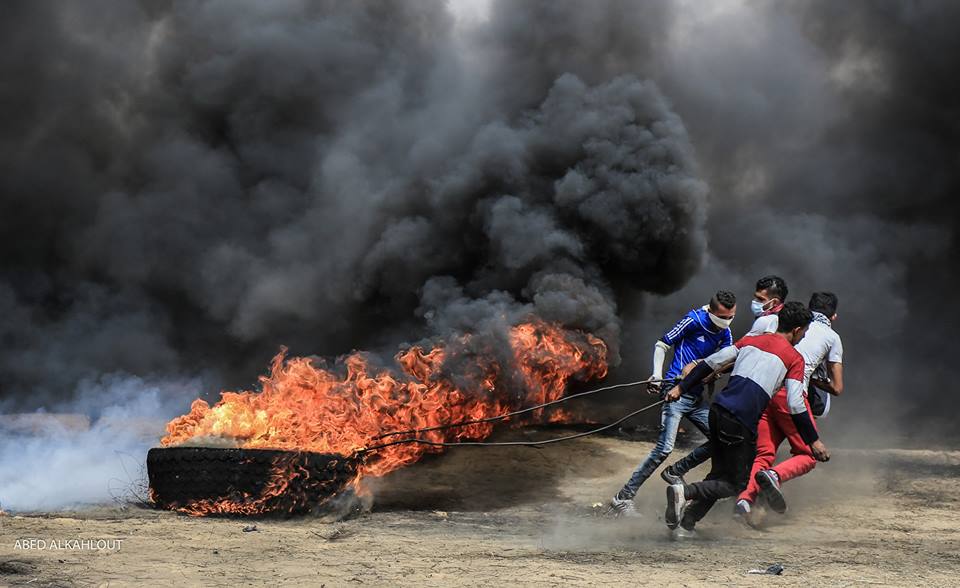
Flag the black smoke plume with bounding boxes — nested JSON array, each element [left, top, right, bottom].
[[0, 0, 707, 409]]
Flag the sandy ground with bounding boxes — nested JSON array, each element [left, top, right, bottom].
[[2, 430, 960, 587]]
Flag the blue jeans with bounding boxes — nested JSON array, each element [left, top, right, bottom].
[[618, 394, 711, 500]]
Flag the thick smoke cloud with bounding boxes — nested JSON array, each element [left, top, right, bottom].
[[0, 0, 706, 409], [2, 0, 957, 447], [789, 0, 960, 431]]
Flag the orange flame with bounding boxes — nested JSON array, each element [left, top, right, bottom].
[[158, 319, 607, 514]]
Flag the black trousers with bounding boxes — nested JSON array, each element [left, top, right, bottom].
[[681, 403, 757, 529]]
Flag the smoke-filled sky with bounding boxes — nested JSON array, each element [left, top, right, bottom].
[[1, 0, 957, 440]]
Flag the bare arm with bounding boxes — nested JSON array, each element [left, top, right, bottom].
[[811, 362, 843, 396], [786, 377, 830, 461]]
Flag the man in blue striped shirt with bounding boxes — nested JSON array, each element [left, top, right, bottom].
[[608, 291, 736, 517]]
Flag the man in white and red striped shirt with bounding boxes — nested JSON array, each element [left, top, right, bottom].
[[662, 301, 830, 534], [736, 292, 845, 521]]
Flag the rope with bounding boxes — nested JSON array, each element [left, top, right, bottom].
[[358, 365, 728, 455], [373, 376, 678, 441], [360, 397, 665, 452]]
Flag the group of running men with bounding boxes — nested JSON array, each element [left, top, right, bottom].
[[608, 275, 844, 536]]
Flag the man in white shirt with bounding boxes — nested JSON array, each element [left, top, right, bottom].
[[805, 294, 844, 417]]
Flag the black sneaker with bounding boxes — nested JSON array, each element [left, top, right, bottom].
[[664, 483, 687, 530], [671, 525, 698, 540], [755, 470, 787, 514], [660, 466, 685, 486]]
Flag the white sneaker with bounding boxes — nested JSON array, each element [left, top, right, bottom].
[[608, 495, 640, 518], [664, 483, 687, 529], [734, 499, 757, 528]]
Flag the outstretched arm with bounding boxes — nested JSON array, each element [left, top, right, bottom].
[[785, 375, 830, 461], [664, 344, 739, 401], [648, 340, 672, 394], [652, 340, 670, 380], [652, 314, 695, 394]]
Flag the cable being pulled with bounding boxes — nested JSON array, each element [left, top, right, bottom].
[[372, 376, 678, 441], [361, 397, 666, 452], [362, 365, 731, 453]]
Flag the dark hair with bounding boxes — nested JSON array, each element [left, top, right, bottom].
[[756, 275, 788, 301], [777, 301, 812, 333], [809, 291, 838, 317], [710, 290, 737, 311]]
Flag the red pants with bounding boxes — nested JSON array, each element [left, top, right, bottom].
[[739, 389, 818, 503]]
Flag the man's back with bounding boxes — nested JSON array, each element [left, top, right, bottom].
[[748, 313, 778, 336]]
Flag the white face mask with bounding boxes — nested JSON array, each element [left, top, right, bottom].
[[750, 299, 768, 317], [709, 312, 734, 329]]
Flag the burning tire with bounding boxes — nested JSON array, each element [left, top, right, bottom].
[[147, 447, 359, 516]]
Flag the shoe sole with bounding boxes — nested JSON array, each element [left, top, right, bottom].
[[665, 484, 684, 529], [756, 471, 787, 514], [660, 469, 684, 485]]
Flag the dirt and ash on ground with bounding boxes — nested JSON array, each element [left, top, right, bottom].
[[2, 429, 959, 587]]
